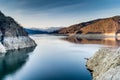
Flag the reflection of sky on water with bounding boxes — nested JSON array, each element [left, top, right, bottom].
[[0, 47, 35, 80], [4, 35, 107, 80]]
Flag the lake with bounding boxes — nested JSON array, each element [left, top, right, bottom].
[[0, 35, 117, 80]]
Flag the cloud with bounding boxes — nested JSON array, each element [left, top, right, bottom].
[[0, 0, 120, 28], [0, 0, 120, 14]]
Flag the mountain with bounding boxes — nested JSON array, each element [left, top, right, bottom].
[[0, 11, 36, 52], [25, 27, 62, 34], [24, 28, 49, 34], [58, 16, 120, 36], [42, 27, 62, 32]]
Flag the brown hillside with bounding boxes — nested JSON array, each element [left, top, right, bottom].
[[58, 16, 120, 35], [58, 19, 101, 34]]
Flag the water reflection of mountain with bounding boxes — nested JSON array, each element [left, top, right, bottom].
[[63, 36, 120, 47], [0, 47, 35, 80]]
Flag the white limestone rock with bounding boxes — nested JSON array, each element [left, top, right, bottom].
[[3, 36, 36, 50], [86, 48, 120, 80], [0, 43, 6, 53]]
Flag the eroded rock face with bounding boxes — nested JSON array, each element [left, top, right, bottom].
[[0, 11, 36, 52], [86, 48, 120, 80]]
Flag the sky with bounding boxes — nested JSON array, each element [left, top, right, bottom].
[[0, 0, 120, 28]]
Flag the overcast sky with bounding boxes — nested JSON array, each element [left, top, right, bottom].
[[0, 0, 120, 28]]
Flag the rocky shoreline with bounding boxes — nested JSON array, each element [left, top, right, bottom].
[[86, 48, 120, 80], [0, 11, 36, 53], [3, 36, 36, 50]]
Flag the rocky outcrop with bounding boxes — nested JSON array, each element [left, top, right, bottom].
[[0, 11, 36, 52], [86, 48, 120, 80], [58, 16, 120, 36]]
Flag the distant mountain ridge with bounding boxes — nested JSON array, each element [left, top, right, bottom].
[[25, 16, 120, 36], [57, 16, 120, 36], [24, 28, 49, 34], [25, 27, 62, 34]]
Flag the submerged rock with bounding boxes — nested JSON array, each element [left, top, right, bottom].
[[86, 48, 120, 80], [0, 11, 36, 52]]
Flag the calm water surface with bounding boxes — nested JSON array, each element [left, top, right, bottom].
[[1, 35, 113, 80]]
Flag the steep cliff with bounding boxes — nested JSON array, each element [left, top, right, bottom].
[[58, 16, 120, 36], [0, 11, 36, 52]]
